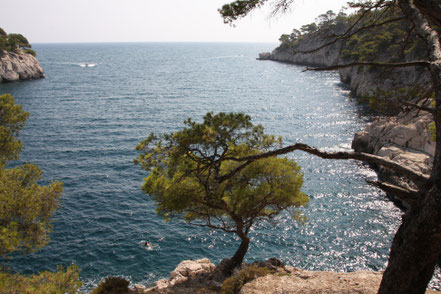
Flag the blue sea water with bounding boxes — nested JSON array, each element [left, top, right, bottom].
[[1, 43, 438, 290]]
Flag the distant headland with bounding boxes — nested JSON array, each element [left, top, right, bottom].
[[0, 28, 44, 82]]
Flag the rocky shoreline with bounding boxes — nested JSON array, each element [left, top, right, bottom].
[[0, 50, 45, 82], [126, 258, 439, 293], [258, 41, 434, 206], [352, 105, 434, 207]]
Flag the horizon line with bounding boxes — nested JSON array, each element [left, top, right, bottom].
[[32, 40, 279, 45]]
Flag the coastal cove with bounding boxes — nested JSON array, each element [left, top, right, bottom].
[[0, 42, 436, 290]]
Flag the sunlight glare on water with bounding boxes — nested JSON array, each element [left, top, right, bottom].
[[1, 43, 437, 289]]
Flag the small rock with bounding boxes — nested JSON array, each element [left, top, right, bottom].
[[257, 52, 271, 60], [154, 279, 169, 290]]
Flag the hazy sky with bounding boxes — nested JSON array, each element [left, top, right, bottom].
[[1, 0, 349, 43]]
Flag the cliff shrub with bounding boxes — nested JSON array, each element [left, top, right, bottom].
[[276, 4, 426, 65], [24, 48, 36, 57], [278, 10, 348, 49], [0, 265, 82, 294], [0, 28, 33, 53], [220, 264, 272, 294], [340, 5, 427, 63], [359, 86, 432, 115], [91, 276, 130, 294]]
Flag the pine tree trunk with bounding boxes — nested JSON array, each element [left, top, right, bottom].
[[377, 1, 441, 293], [228, 235, 250, 274], [378, 185, 441, 294]]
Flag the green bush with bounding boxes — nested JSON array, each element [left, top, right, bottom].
[[0, 265, 82, 294], [0, 28, 34, 53], [24, 48, 36, 57], [91, 276, 130, 294], [221, 265, 272, 294]]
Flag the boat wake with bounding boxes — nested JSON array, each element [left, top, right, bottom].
[[79, 63, 97, 68]]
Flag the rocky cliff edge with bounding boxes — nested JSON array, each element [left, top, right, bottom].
[[127, 258, 439, 293], [0, 50, 44, 82], [260, 33, 430, 98], [259, 37, 434, 206]]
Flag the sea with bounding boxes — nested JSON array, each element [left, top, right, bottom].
[[0, 42, 439, 290]]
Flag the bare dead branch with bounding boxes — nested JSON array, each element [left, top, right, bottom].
[[399, 23, 415, 59], [399, 101, 435, 113], [188, 221, 237, 233], [270, 0, 295, 16], [366, 180, 419, 206], [303, 60, 430, 72]]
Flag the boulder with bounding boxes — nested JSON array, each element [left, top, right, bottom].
[[352, 106, 434, 206], [150, 258, 216, 290], [257, 52, 271, 60], [0, 50, 44, 82]]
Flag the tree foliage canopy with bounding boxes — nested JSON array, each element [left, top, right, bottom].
[[0, 163, 63, 256], [0, 265, 81, 294], [0, 94, 29, 166], [0, 28, 35, 56], [0, 94, 63, 257], [136, 112, 308, 270], [0, 94, 81, 291]]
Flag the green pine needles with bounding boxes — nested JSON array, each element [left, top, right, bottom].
[[0, 94, 82, 292], [0, 27, 35, 56]]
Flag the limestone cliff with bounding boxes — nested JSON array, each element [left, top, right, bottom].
[[267, 34, 342, 68], [263, 40, 430, 97], [260, 33, 433, 206], [0, 50, 44, 82], [352, 106, 434, 207]]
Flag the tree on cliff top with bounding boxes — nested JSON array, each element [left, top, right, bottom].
[[135, 112, 308, 274], [0, 29, 35, 56], [218, 1, 441, 293], [0, 93, 81, 293]]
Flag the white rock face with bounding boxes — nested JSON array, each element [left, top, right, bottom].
[[265, 33, 430, 97], [352, 107, 434, 202], [338, 65, 430, 97], [0, 50, 44, 82], [270, 35, 342, 68], [153, 258, 215, 290]]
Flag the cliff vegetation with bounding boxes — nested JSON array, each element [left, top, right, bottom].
[[0, 28, 44, 83], [0, 27, 36, 57]]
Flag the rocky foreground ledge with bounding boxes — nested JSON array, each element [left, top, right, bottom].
[[0, 50, 44, 82], [127, 258, 439, 293]]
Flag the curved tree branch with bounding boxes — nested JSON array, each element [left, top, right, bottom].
[[399, 101, 435, 114], [366, 180, 419, 206], [215, 143, 430, 188]]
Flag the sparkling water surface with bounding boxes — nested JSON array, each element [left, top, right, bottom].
[[1, 43, 436, 290]]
